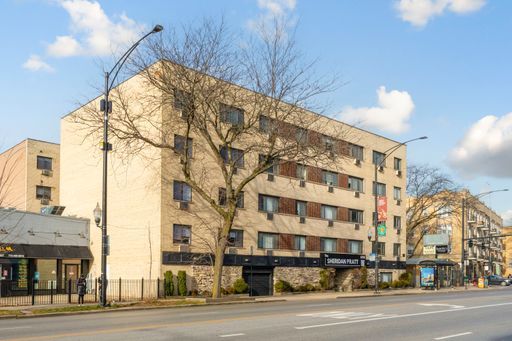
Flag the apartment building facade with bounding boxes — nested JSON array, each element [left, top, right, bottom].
[[61, 63, 407, 295], [503, 226, 512, 277], [0, 139, 60, 213]]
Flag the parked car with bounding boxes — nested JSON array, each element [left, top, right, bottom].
[[486, 275, 510, 286]]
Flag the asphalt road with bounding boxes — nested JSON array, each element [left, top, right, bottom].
[[2, 288, 512, 341]]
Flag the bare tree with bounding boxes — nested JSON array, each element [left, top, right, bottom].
[[0, 145, 23, 209], [406, 164, 460, 255], [74, 18, 349, 298]]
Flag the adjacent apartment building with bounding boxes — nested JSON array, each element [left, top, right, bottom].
[[60, 62, 407, 295], [0, 139, 60, 213]]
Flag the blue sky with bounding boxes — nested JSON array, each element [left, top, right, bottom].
[[1, 0, 511, 222]]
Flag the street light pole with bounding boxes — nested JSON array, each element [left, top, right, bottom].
[[98, 24, 163, 307], [373, 136, 427, 294]]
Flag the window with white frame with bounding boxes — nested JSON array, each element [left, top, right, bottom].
[[393, 187, 401, 200], [349, 209, 364, 223], [348, 176, 363, 192], [294, 235, 306, 251], [321, 205, 337, 220], [296, 201, 307, 217], [348, 240, 363, 254], [393, 243, 401, 257], [322, 170, 338, 186], [258, 232, 278, 249], [321, 238, 337, 252], [394, 157, 402, 170], [258, 194, 279, 213], [393, 216, 402, 229]]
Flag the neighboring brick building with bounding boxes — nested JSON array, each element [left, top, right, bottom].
[[60, 62, 407, 295], [0, 139, 60, 213]]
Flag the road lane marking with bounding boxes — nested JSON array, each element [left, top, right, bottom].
[[219, 333, 245, 338], [295, 301, 512, 330], [418, 303, 464, 309], [304, 304, 333, 307], [0, 326, 32, 331], [434, 332, 472, 340]]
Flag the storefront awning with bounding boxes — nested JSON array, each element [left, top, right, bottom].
[[0, 244, 93, 259], [406, 257, 457, 266]]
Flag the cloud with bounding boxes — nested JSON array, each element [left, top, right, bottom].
[[47, 0, 145, 57], [257, 0, 296, 16], [22, 55, 55, 72], [395, 0, 486, 27], [338, 86, 415, 134], [502, 209, 512, 226], [247, 0, 297, 31], [449, 113, 512, 178]]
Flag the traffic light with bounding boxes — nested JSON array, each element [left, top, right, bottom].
[[468, 239, 473, 248]]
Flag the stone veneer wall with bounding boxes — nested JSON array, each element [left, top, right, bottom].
[[273, 267, 324, 288], [190, 265, 242, 292]]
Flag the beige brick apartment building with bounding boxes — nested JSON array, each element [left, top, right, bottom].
[[0, 139, 60, 213], [61, 63, 407, 295]]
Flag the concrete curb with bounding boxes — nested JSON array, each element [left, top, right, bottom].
[[0, 298, 286, 320], [335, 287, 501, 299]]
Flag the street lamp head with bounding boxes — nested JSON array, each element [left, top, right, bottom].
[[93, 202, 102, 227], [419, 136, 428, 140], [152, 25, 164, 33]]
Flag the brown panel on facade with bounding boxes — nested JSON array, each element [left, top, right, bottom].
[[279, 197, 296, 215], [337, 140, 350, 156], [337, 207, 349, 221], [279, 161, 297, 178], [279, 234, 294, 250], [308, 130, 322, 146], [307, 166, 322, 183], [306, 236, 321, 251], [337, 239, 348, 253], [338, 173, 349, 189], [307, 202, 321, 218], [277, 121, 296, 140]]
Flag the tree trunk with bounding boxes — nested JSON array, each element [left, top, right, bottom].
[[211, 216, 234, 298]]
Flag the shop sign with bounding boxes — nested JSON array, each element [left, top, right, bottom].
[[377, 196, 387, 221], [0, 245, 24, 258], [423, 245, 436, 255], [435, 245, 449, 254], [321, 253, 366, 268]]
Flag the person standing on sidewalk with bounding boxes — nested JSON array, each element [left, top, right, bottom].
[[77, 274, 86, 305]]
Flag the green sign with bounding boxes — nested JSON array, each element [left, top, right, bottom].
[[377, 223, 386, 237]]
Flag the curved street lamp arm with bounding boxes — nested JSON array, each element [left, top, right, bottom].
[[378, 136, 428, 168]]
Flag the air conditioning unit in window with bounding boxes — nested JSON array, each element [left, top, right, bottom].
[[395, 170, 402, 177], [298, 251, 305, 258], [228, 248, 238, 255], [41, 169, 52, 176], [396, 199, 401, 206], [328, 186, 334, 193], [299, 216, 306, 224], [178, 244, 190, 253], [299, 180, 306, 187], [328, 220, 334, 227], [354, 191, 360, 198], [354, 223, 360, 230], [353, 158, 361, 166], [179, 201, 189, 210], [378, 166, 384, 172], [396, 228, 401, 235], [40, 199, 50, 205], [267, 212, 274, 221], [266, 250, 273, 256], [267, 173, 275, 182]]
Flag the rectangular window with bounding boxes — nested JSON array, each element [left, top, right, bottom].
[[377, 242, 386, 256], [393, 187, 401, 200], [296, 201, 307, 217], [348, 176, 363, 192], [322, 170, 338, 186], [294, 235, 306, 251], [373, 151, 385, 166], [220, 146, 244, 168], [394, 157, 402, 170], [372, 182, 386, 196], [220, 103, 244, 126], [321, 205, 337, 220], [259, 155, 279, 174], [36, 156, 53, 170], [228, 229, 244, 247], [349, 144, 363, 161], [296, 127, 308, 145], [258, 194, 279, 213], [393, 243, 401, 257], [348, 240, 363, 254], [348, 209, 364, 224], [174, 89, 193, 115], [259, 115, 272, 133], [218, 188, 244, 208], [321, 238, 337, 252], [258, 232, 279, 249], [296, 164, 307, 180], [381, 272, 392, 283], [174, 135, 193, 158], [322, 135, 335, 152], [173, 224, 191, 244], [36, 186, 51, 200], [394, 216, 401, 229], [173, 181, 192, 202]]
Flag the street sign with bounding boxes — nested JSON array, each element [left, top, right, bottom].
[[369, 253, 376, 261]]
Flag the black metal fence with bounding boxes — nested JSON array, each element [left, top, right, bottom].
[[0, 278, 169, 306]]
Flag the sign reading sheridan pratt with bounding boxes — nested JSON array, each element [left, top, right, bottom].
[[321, 253, 366, 268]]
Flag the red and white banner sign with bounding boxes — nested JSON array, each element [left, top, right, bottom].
[[377, 196, 387, 222]]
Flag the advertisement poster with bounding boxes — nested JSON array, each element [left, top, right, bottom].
[[420, 267, 435, 287], [377, 196, 387, 221], [377, 223, 386, 237]]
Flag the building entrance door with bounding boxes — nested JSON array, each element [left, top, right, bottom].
[[243, 267, 273, 296]]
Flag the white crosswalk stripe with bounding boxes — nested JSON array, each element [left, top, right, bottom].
[[297, 310, 397, 321]]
